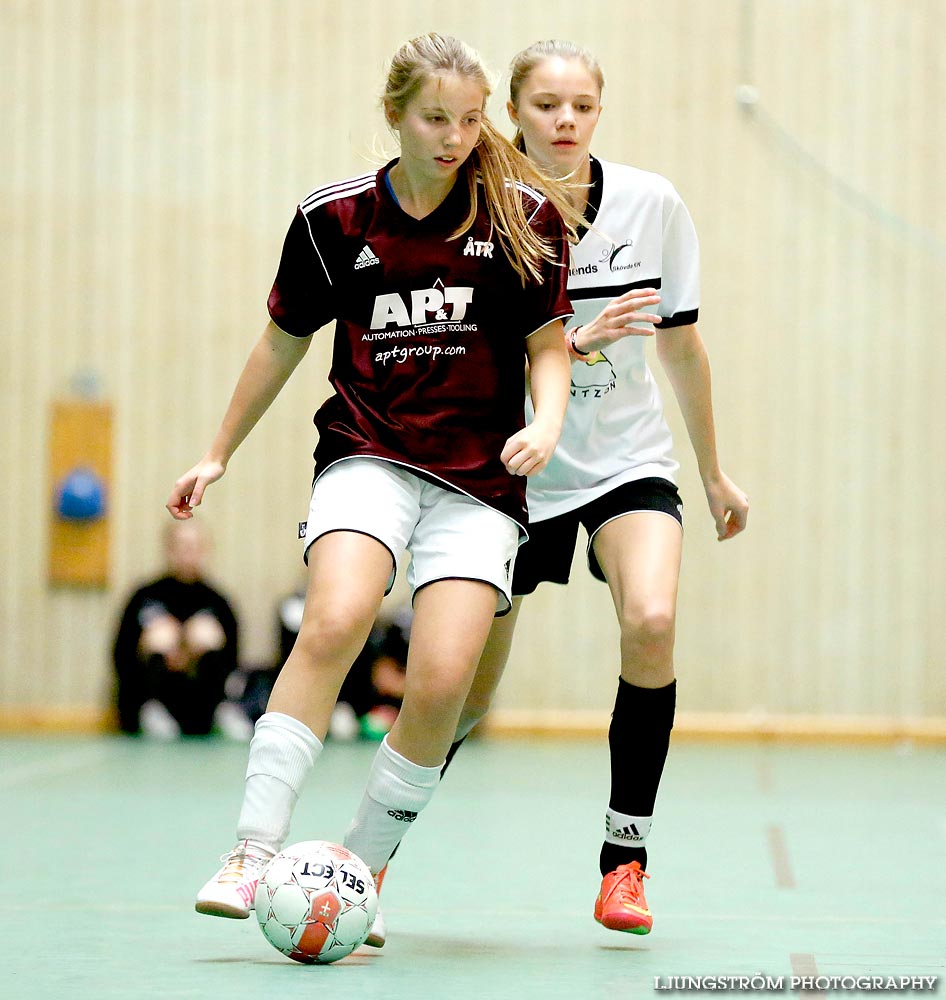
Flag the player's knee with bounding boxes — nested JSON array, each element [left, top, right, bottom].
[[294, 604, 373, 665], [620, 603, 675, 655]]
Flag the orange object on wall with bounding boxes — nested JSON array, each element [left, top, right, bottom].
[[48, 400, 113, 587]]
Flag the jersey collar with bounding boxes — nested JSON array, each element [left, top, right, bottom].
[[378, 158, 471, 231]]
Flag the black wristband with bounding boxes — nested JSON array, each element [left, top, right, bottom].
[[569, 327, 591, 357]]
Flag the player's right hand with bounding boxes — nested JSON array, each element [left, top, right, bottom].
[[166, 459, 226, 519], [572, 288, 662, 354]]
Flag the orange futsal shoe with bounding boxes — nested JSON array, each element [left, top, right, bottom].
[[594, 861, 653, 934]]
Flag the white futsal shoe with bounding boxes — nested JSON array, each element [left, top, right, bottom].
[[364, 865, 387, 947], [195, 839, 274, 918]]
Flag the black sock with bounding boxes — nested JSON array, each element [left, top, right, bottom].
[[386, 735, 468, 864], [599, 678, 676, 876]]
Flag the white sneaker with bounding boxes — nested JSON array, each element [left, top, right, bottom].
[[195, 840, 274, 918]]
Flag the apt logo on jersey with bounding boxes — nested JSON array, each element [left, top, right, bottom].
[[369, 278, 474, 329]]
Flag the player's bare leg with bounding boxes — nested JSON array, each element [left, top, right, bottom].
[[387, 577, 498, 762], [196, 532, 392, 918], [350, 578, 498, 946], [594, 511, 681, 690], [454, 597, 523, 739], [345, 579, 497, 860]]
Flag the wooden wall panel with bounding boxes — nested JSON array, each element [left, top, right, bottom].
[[1, 0, 943, 723]]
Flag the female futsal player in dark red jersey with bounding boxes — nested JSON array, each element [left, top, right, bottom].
[[167, 33, 584, 926]]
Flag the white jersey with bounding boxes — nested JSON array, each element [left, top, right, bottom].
[[525, 157, 700, 521]]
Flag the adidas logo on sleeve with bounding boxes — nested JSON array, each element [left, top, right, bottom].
[[354, 244, 381, 270]]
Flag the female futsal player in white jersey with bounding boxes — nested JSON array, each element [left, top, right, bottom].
[[424, 40, 749, 940], [166, 33, 585, 924]]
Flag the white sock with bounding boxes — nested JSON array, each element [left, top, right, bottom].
[[236, 712, 322, 853], [604, 808, 653, 848], [344, 736, 442, 873]]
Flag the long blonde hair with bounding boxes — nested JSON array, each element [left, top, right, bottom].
[[383, 33, 586, 285], [508, 40, 605, 153]]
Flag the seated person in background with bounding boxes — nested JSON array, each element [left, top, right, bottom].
[[113, 520, 248, 739], [276, 593, 409, 741]]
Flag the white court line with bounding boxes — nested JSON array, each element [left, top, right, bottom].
[[0, 743, 111, 789], [790, 953, 825, 1000], [767, 823, 796, 888], [386, 906, 943, 925]]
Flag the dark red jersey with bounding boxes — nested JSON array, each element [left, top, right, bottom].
[[267, 161, 573, 532]]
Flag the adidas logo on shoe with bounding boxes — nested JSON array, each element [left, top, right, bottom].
[[354, 244, 381, 269]]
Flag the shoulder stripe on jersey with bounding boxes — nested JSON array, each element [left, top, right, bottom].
[[303, 179, 377, 214], [301, 173, 377, 213], [301, 170, 376, 206], [513, 180, 547, 225], [301, 213, 334, 286], [568, 277, 662, 301]]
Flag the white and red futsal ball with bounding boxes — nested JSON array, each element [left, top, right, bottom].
[[255, 841, 377, 964]]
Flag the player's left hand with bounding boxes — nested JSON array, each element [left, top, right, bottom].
[[501, 419, 560, 477], [703, 470, 749, 540]]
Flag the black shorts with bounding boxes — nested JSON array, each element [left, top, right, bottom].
[[512, 478, 683, 596]]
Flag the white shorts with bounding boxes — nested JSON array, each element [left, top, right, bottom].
[[302, 458, 520, 615]]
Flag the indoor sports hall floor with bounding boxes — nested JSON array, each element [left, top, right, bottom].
[[3, 734, 944, 999]]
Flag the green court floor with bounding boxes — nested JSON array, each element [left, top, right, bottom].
[[2, 734, 944, 999]]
